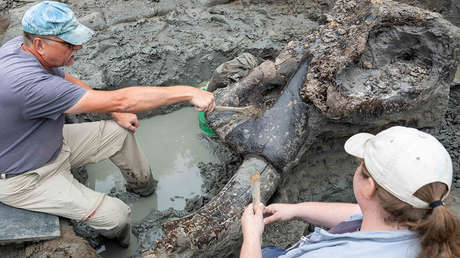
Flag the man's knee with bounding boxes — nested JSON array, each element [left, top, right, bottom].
[[89, 197, 131, 237], [104, 120, 130, 142], [104, 198, 130, 232]]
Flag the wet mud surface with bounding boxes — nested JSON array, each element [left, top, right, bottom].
[[133, 208, 189, 256], [185, 135, 243, 213], [0, 0, 459, 257], [395, 0, 460, 27]]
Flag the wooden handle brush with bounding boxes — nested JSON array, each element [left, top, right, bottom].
[[250, 173, 261, 213], [214, 105, 260, 117]]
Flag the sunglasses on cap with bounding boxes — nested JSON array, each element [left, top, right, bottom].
[[38, 36, 76, 49]]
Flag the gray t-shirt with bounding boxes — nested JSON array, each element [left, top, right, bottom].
[[0, 37, 87, 174], [280, 214, 421, 258]]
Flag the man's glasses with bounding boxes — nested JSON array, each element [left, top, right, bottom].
[[38, 36, 76, 49]]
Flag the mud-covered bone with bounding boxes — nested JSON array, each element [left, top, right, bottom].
[[147, 156, 280, 258], [207, 41, 307, 139], [301, 0, 460, 125], [221, 59, 310, 171]]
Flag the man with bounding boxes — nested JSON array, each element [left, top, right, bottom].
[[0, 1, 215, 247], [240, 126, 458, 258]]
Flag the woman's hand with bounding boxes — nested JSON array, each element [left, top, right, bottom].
[[241, 203, 265, 242], [263, 203, 298, 225]]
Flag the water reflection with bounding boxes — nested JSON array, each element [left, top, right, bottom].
[[85, 107, 218, 257]]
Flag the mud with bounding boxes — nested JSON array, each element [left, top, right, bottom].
[[133, 208, 189, 257], [395, 0, 460, 27], [185, 134, 243, 213], [0, 0, 459, 257]]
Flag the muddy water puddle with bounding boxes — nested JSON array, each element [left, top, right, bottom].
[[85, 107, 218, 257]]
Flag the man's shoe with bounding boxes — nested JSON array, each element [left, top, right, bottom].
[[126, 177, 158, 197], [115, 223, 131, 248]]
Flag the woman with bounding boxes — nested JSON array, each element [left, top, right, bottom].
[[240, 126, 460, 258]]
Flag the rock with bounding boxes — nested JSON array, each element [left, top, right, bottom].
[[0, 202, 60, 245], [207, 52, 259, 92], [0, 219, 99, 258]]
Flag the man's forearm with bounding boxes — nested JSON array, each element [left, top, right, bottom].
[[65, 72, 194, 109], [112, 86, 195, 113], [294, 202, 361, 228], [67, 85, 200, 114]]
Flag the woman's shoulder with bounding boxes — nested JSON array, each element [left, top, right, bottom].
[[281, 228, 420, 258]]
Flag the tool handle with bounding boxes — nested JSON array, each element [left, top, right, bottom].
[[250, 173, 261, 213], [214, 106, 248, 112]]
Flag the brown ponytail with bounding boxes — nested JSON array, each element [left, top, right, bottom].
[[360, 163, 460, 258]]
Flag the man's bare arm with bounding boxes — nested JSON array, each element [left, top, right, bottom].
[[65, 85, 215, 114], [65, 73, 143, 132]]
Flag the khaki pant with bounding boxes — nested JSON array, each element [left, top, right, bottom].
[[0, 121, 152, 238]]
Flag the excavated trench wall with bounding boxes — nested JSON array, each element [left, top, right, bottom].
[[0, 0, 459, 257]]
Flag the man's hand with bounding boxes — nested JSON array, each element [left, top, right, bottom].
[[111, 112, 139, 132], [190, 88, 215, 114], [263, 203, 297, 225], [241, 203, 265, 242]]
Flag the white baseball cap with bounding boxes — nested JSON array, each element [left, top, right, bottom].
[[344, 126, 452, 209]]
